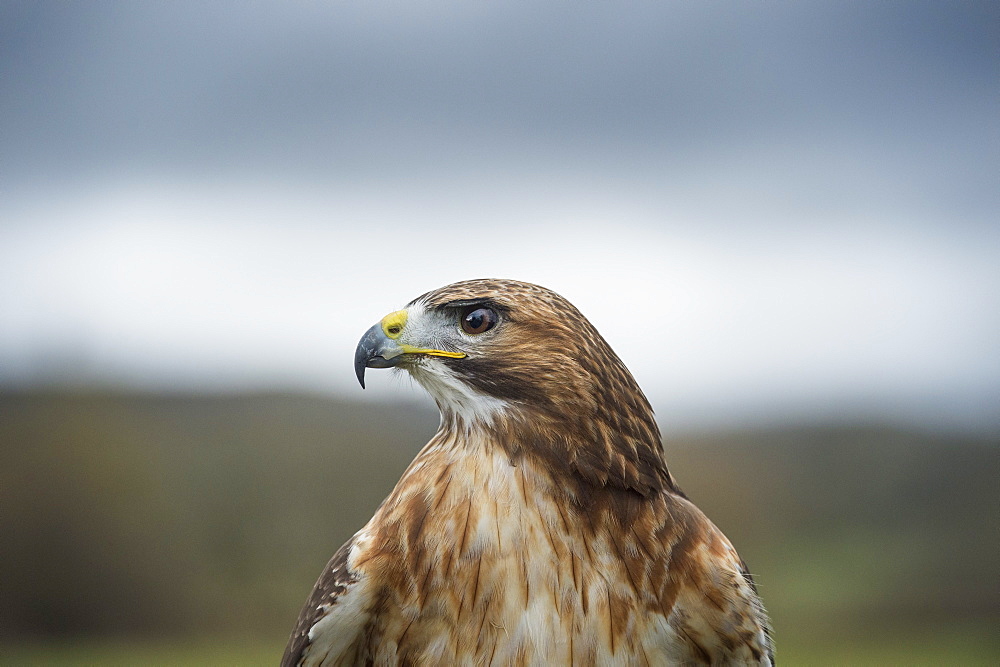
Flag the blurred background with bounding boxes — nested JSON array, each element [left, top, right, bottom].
[[2, 1, 998, 664]]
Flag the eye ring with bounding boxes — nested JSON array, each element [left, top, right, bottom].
[[460, 307, 498, 335]]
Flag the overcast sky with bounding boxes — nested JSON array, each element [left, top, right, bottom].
[[2, 1, 998, 432]]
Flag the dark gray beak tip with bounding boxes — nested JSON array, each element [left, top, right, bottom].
[[354, 327, 376, 389], [355, 322, 398, 389], [354, 346, 372, 390]]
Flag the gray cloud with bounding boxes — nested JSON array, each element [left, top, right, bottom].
[[3, 2, 996, 212]]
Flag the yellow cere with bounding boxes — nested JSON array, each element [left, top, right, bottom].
[[380, 310, 408, 339]]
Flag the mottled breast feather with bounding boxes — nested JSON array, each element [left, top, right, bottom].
[[283, 278, 774, 666]]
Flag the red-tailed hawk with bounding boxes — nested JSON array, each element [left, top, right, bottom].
[[282, 279, 773, 666]]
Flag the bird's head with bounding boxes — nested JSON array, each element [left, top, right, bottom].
[[356, 279, 636, 419], [355, 279, 670, 496]]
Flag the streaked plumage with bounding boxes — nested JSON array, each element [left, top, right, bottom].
[[283, 279, 773, 666]]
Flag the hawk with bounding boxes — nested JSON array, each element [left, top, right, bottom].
[[282, 279, 773, 666]]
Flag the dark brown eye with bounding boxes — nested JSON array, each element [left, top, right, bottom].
[[461, 307, 498, 335]]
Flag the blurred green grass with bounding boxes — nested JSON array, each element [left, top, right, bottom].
[[776, 621, 999, 665], [0, 637, 285, 666], [2, 389, 998, 662]]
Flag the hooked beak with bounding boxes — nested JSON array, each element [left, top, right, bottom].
[[354, 323, 405, 389], [354, 317, 467, 389]]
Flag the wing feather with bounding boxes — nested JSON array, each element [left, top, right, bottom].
[[281, 533, 367, 667], [657, 492, 775, 665]]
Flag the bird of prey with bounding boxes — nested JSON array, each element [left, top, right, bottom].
[[282, 278, 773, 666]]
